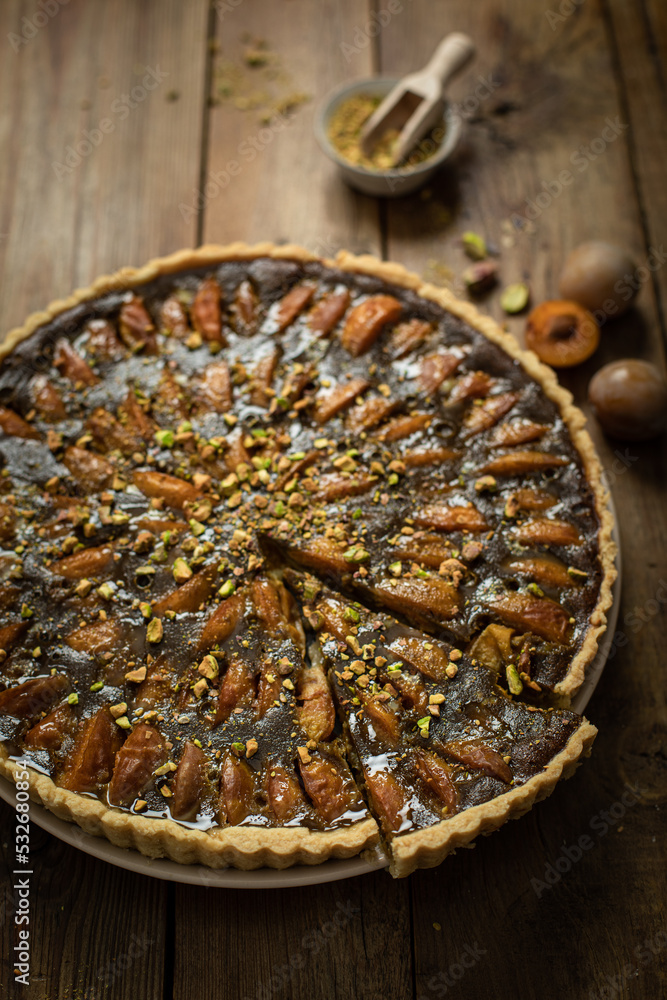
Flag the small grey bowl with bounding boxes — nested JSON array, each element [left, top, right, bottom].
[[315, 77, 462, 198]]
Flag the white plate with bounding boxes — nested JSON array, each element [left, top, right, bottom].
[[0, 505, 620, 887]]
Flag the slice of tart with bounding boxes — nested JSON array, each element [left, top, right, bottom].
[[295, 573, 596, 877], [0, 572, 377, 867]]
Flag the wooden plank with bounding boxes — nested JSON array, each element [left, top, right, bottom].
[[377, 2, 667, 998], [201, 0, 381, 258], [0, 0, 210, 996], [0, 799, 166, 999], [173, 873, 412, 1000], [605, 0, 667, 342], [0, 0, 210, 338]]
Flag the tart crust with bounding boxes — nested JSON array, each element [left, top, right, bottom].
[[0, 745, 379, 869], [0, 243, 615, 873], [388, 719, 597, 878]]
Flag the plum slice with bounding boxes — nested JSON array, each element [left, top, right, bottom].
[[341, 295, 402, 356], [266, 764, 306, 822], [50, 543, 115, 580], [412, 750, 458, 814], [108, 723, 168, 806], [440, 739, 512, 784], [512, 518, 582, 547], [296, 661, 335, 742], [133, 470, 201, 510], [63, 446, 114, 491], [363, 576, 461, 625], [191, 277, 224, 345], [387, 318, 432, 359], [53, 339, 99, 386], [308, 288, 350, 338], [213, 658, 254, 725], [314, 377, 369, 424], [413, 504, 488, 533], [363, 770, 410, 834], [198, 590, 247, 651], [0, 406, 41, 440], [219, 753, 256, 825], [119, 296, 158, 354], [298, 750, 363, 823], [485, 592, 572, 644], [58, 708, 123, 792], [171, 741, 208, 822], [0, 674, 69, 718]]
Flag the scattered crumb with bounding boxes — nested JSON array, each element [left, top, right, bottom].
[[212, 39, 310, 124], [433, 921, 442, 931]]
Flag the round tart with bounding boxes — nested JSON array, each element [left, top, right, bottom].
[[0, 244, 614, 875]]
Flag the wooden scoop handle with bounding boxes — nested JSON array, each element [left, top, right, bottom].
[[424, 32, 475, 91]]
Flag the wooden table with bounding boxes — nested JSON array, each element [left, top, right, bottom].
[[1, 1, 666, 997]]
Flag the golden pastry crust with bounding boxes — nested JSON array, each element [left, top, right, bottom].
[[0, 242, 613, 873], [0, 745, 379, 869], [388, 719, 598, 878]]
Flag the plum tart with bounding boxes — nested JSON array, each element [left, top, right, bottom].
[[0, 244, 614, 875]]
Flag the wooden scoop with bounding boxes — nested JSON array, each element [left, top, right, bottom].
[[359, 32, 475, 168]]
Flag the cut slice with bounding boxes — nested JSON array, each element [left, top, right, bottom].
[[296, 574, 596, 877]]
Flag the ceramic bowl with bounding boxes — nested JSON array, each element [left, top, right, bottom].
[[315, 76, 462, 198]]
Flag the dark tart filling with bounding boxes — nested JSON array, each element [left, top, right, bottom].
[[0, 246, 608, 873]]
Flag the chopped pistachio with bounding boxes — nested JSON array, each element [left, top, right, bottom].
[[125, 666, 147, 683], [115, 715, 132, 730], [67, 692, 79, 705], [97, 582, 115, 600], [343, 607, 360, 623], [198, 654, 219, 680], [231, 741, 246, 757], [189, 518, 206, 537], [475, 475, 497, 493], [74, 578, 93, 598], [526, 582, 545, 598], [139, 601, 152, 619], [90, 681, 104, 692], [155, 429, 175, 448], [172, 557, 193, 584], [506, 663, 523, 696], [567, 566, 588, 583], [218, 579, 236, 598], [500, 282, 530, 314], [146, 618, 164, 643], [246, 738, 259, 758], [21, 603, 34, 619], [462, 231, 487, 260], [417, 716, 431, 738], [193, 678, 208, 698]]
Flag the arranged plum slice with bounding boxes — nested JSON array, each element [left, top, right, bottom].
[[341, 295, 402, 356], [119, 296, 158, 354], [191, 277, 224, 345], [108, 723, 168, 806], [171, 741, 209, 822], [59, 708, 124, 793]]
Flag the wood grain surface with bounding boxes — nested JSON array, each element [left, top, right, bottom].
[[0, 1, 665, 998]]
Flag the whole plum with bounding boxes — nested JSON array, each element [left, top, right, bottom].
[[588, 359, 667, 441], [559, 241, 638, 317]]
